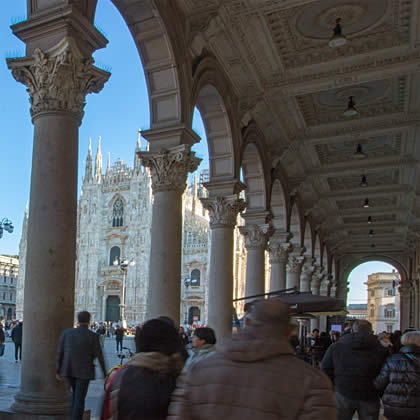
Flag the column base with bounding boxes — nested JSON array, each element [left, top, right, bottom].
[[11, 391, 70, 417]]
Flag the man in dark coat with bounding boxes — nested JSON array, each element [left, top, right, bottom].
[[56, 311, 107, 420], [115, 325, 125, 352], [321, 320, 388, 420], [11, 321, 23, 362]]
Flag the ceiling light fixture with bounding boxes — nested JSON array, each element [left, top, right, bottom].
[[353, 143, 367, 159], [329, 18, 347, 48], [368, 216, 373, 224], [363, 198, 370, 208], [344, 96, 359, 117], [360, 174, 368, 188], [368, 229, 374, 238]]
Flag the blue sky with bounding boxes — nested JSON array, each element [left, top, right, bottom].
[[0, 1, 395, 303]]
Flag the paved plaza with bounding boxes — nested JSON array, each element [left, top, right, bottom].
[[0, 336, 136, 419]]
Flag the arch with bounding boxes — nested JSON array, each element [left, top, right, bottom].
[[190, 269, 201, 287], [191, 55, 240, 182], [109, 246, 121, 265], [110, 0, 190, 127], [289, 201, 303, 247], [271, 179, 288, 232], [303, 220, 313, 258], [188, 306, 201, 325], [314, 233, 322, 265]]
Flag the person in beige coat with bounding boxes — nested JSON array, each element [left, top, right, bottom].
[[168, 299, 336, 420]]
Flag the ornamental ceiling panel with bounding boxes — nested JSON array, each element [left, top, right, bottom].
[[264, 0, 411, 69], [336, 196, 397, 210], [296, 77, 406, 127], [327, 169, 399, 191], [314, 133, 402, 165], [343, 214, 396, 224]]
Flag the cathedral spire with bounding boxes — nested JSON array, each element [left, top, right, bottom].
[[134, 129, 143, 175], [137, 129, 141, 150], [84, 138, 93, 183], [95, 136, 103, 183], [106, 152, 111, 177]]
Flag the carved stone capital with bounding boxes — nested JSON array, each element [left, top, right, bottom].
[[239, 224, 272, 250], [7, 37, 110, 122], [201, 195, 246, 228], [301, 263, 316, 279], [398, 283, 412, 297], [286, 255, 305, 273], [139, 146, 201, 193], [268, 241, 292, 264]]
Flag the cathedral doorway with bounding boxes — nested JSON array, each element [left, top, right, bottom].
[[188, 306, 200, 325], [106, 295, 120, 322], [7, 308, 12, 320]]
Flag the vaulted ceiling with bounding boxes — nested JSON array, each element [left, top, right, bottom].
[[176, 0, 420, 258]]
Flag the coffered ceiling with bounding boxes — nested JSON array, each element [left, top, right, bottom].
[[176, 0, 420, 258]]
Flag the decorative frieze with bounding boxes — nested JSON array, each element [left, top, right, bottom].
[[139, 146, 201, 193], [201, 195, 246, 228], [7, 37, 110, 122]]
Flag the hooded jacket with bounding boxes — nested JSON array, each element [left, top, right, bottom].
[[168, 326, 336, 420], [374, 345, 420, 419], [321, 332, 388, 400]]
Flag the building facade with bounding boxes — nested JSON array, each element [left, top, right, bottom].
[[346, 304, 367, 320], [0, 254, 18, 321], [366, 272, 401, 334], [17, 134, 247, 326]]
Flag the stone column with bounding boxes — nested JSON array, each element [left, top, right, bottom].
[[319, 277, 331, 332], [286, 252, 305, 290], [7, 38, 109, 415], [310, 268, 323, 331], [300, 263, 315, 292], [140, 146, 201, 323], [399, 283, 411, 331], [202, 195, 246, 338], [268, 240, 292, 292], [240, 224, 271, 297]]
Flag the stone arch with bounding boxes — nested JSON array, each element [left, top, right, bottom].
[[314, 233, 322, 265], [303, 220, 313, 258], [289, 201, 303, 247], [241, 122, 270, 212], [271, 179, 288, 232], [110, 0, 190, 127], [191, 55, 240, 181]]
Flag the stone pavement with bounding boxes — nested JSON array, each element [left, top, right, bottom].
[[0, 336, 136, 420]]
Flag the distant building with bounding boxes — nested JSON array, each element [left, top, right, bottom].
[[347, 304, 367, 320], [366, 272, 400, 333], [0, 254, 18, 320]]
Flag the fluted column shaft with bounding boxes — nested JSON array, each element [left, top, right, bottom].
[[202, 195, 246, 338], [7, 37, 110, 415], [268, 242, 291, 292], [140, 146, 201, 323], [240, 224, 271, 297]]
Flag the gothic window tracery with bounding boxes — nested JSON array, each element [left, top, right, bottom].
[[112, 198, 124, 227]]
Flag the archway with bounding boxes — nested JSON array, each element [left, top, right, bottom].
[[188, 306, 201, 325], [106, 295, 121, 322], [7, 308, 13, 321]]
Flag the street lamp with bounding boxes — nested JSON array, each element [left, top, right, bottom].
[[113, 256, 135, 328], [0, 218, 14, 239], [184, 278, 191, 325]]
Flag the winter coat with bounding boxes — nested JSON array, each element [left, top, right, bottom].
[[115, 328, 124, 340], [11, 324, 22, 345], [321, 332, 388, 400], [184, 344, 216, 369], [113, 351, 184, 420], [374, 345, 420, 420], [168, 326, 336, 420], [0, 326, 5, 343]]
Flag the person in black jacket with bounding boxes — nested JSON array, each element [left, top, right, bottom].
[[321, 320, 388, 420], [115, 325, 125, 352], [56, 311, 107, 420], [113, 318, 185, 420], [374, 331, 420, 420], [11, 321, 23, 362]]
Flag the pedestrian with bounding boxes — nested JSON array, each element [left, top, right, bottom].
[[0, 323, 5, 357], [178, 326, 189, 346], [184, 327, 216, 369], [168, 299, 336, 420], [110, 318, 185, 420], [11, 321, 23, 362], [321, 320, 388, 420], [56, 311, 107, 420], [115, 325, 124, 352], [331, 331, 340, 342], [374, 330, 420, 420]]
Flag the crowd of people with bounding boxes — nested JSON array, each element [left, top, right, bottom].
[[53, 303, 420, 420], [0, 319, 23, 362]]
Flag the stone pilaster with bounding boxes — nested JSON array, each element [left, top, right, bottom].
[[240, 224, 272, 297], [268, 240, 292, 292], [7, 36, 110, 416], [139, 145, 201, 322], [202, 194, 246, 338]]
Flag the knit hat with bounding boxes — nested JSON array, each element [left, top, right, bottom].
[[137, 319, 182, 356]]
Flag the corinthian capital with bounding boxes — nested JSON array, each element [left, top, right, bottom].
[[139, 145, 201, 193], [239, 224, 272, 250], [301, 263, 316, 279], [201, 195, 246, 228], [7, 37, 110, 122], [268, 242, 292, 264], [286, 255, 305, 273]]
